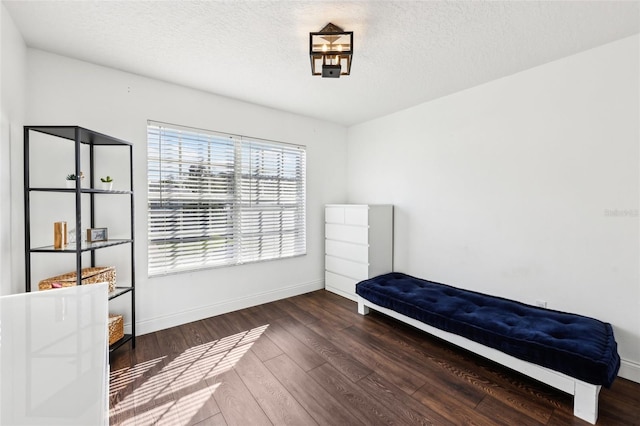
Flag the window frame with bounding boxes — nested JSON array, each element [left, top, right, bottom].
[[147, 121, 306, 277]]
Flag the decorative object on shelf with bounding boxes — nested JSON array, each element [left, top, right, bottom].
[[65, 174, 76, 188], [310, 22, 353, 78], [100, 176, 113, 191], [65, 171, 85, 188], [38, 266, 116, 292], [53, 221, 67, 249], [87, 227, 108, 242], [108, 314, 124, 345]]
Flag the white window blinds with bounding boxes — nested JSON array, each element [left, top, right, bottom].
[[148, 121, 306, 276]]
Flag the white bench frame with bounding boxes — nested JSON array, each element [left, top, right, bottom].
[[357, 296, 601, 424]]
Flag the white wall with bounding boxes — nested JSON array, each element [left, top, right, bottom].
[[22, 49, 348, 334], [347, 35, 640, 382], [0, 4, 26, 296]]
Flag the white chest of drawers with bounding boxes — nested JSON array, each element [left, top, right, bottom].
[[324, 204, 393, 300]]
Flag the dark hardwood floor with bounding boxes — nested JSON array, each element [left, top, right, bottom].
[[109, 290, 640, 425]]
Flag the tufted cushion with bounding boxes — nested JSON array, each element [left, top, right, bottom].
[[356, 272, 620, 387]]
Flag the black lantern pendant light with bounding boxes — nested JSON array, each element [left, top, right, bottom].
[[309, 23, 353, 78]]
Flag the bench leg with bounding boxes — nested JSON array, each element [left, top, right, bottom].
[[574, 381, 600, 424], [357, 297, 369, 315]]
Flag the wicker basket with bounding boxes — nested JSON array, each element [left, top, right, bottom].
[[38, 266, 116, 293], [108, 314, 124, 345]]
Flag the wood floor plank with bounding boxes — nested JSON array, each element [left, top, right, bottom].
[[475, 394, 546, 426], [287, 294, 354, 334], [200, 311, 283, 363], [227, 309, 285, 362], [201, 311, 252, 338], [199, 312, 280, 368], [156, 324, 222, 425], [192, 412, 228, 426], [302, 290, 363, 324], [269, 297, 320, 324], [123, 332, 182, 425], [304, 317, 351, 340], [599, 377, 640, 424], [108, 342, 133, 425], [179, 320, 213, 347], [308, 362, 406, 426], [187, 318, 273, 425], [340, 326, 440, 393], [249, 330, 284, 363], [234, 349, 318, 425], [255, 318, 325, 371], [358, 372, 452, 425], [467, 360, 566, 420], [357, 309, 468, 361], [331, 325, 429, 394], [275, 315, 373, 382], [315, 289, 360, 311], [548, 401, 638, 426], [412, 380, 499, 426], [264, 354, 365, 426], [242, 301, 288, 323], [595, 391, 640, 426], [176, 321, 234, 426], [211, 369, 272, 426], [546, 407, 590, 426], [342, 320, 459, 379]]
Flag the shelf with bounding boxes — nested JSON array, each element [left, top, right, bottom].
[[30, 239, 133, 253], [29, 187, 132, 194], [109, 334, 133, 353], [25, 125, 136, 355], [109, 286, 133, 300], [25, 125, 132, 146]]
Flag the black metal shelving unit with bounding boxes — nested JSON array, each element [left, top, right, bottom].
[[24, 125, 136, 352]]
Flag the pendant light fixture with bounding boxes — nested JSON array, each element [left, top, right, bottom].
[[309, 23, 353, 78]]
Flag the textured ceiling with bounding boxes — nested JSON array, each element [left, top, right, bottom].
[[4, 1, 639, 126]]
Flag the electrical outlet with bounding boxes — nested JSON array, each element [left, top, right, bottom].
[[535, 300, 547, 308]]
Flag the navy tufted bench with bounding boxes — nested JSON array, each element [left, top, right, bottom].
[[356, 272, 620, 424]]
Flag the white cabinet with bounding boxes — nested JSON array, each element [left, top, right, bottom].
[[1, 284, 109, 425], [325, 204, 393, 300]]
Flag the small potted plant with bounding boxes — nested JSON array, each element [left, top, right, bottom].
[[66, 174, 76, 188], [66, 172, 85, 188], [100, 176, 114, 191]]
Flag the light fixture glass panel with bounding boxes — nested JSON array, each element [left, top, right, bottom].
[[339, 57, 350, 74], [310, 33, 352, 54], [311, 56, 324, 75]]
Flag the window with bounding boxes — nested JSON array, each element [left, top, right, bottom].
[[147, 121, 306, 276]]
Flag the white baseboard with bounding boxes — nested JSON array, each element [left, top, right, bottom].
[[131, 279, 324, 336], [619, 358, 640, 384]]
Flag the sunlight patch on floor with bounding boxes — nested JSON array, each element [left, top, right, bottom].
[[110, 324, 268, 425], [109, 357, 166, 394], [120, 385, 220, 426]]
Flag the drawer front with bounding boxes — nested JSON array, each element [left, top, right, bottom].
[[325, 255, 369, 280], [325, 239, 368, 263], [325, 206, 345, 224], [344, 206, 369, 226], [325, 271, 359, 298], [325, 223, 368, 245]]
